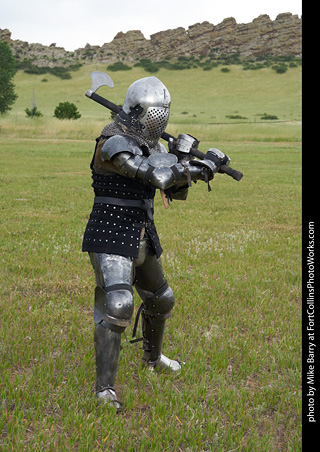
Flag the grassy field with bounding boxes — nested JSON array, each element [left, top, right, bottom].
[[0, 63, 302, 451]]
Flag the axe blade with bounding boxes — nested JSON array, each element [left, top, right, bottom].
[[86, 71, 114, 97]]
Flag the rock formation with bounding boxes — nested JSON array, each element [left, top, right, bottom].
[[0, 13, 301, 68]]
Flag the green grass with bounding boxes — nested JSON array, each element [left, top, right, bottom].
[[0, 64, 301, 451], [5, 62, 302, 121]]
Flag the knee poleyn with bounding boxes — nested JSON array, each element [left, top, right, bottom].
[[143, 285, 175, 319], [94, 285, 134, 328]]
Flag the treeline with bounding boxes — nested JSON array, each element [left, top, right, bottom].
[[15, 53, 302, 80], [107, 53, 302, 74], [16, 60, 83, 79]]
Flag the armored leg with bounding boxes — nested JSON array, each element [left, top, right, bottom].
[[139, 283, 175, 364], [89, 253, 134, 409], [135, 250, 181, 371], [94, 322, 124, 411]]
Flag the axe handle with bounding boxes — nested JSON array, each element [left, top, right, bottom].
[[87, 95, 243, 181], [161, 131, 175, 141], [219, 165, 243, 181], [89, 92, 121, 114], [190, 148, 243, 181]]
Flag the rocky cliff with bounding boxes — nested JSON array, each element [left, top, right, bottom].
[[0, 12, 301, 68]]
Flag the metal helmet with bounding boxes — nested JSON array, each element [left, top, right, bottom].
[[122, 77, 171, 141]]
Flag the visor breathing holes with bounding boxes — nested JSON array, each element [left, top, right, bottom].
[[141, 107, 169, 140]]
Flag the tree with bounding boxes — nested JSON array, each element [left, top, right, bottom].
[[0, 41, 18, 114], [54, 101, 81, 120], [25, 90, 43, 118]]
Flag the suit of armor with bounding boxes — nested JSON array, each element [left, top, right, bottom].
[[82, 77, 221, 410]]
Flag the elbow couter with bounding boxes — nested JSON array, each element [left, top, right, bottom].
[[150, 168, 176, 190]]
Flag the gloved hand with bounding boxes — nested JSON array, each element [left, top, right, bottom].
[[189, 158, 216, 180], [204, 148, 230, 171], [168, 134, 198, 163]]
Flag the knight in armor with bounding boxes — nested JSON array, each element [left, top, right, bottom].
[[82, 76, 228, 411]]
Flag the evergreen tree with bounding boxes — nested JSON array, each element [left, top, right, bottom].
[[0, 41, 18, 114], [54, 101, 81, 120]]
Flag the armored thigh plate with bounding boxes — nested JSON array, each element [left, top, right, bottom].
[[134, 250, 168, 293], [90, 253, 134, 329]]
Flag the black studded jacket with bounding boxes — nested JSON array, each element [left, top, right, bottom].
[[82, 139, 163, 259]]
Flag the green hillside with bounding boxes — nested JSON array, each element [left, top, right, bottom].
[[2, 63, 301, 144]]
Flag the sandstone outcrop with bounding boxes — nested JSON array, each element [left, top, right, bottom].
[[0, 13, 301, 68]]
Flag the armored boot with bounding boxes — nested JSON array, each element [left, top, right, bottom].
[[94, 323, 123, 412], [141, 311, 181, 371], [140, 282, 181, 372], [134, 250, 182, 372]]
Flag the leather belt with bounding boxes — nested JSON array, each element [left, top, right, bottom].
[[94, 196, 154, 221]]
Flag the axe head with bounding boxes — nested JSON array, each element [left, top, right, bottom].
[[85, 71, 114, 97]]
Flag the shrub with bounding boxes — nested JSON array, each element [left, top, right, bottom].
[[135, 59, 159, 73], [272, 63, 288, 74], [243, 63, 266, 70], [54, 102, 81, 120], [154, 60, 172, 70], [260, 113, 279, 120], [16, 60, 81, 79], [68, 63, 83, 71], [226, 114, 247, 119], [50, 67, 71, 79], [107, 62, 132, 71], [23, 64, 47, 75], [202, 61, 219, 71], [25, 106, 43, 118]]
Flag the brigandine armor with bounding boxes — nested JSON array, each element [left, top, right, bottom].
[[82, 76, 219, 410]]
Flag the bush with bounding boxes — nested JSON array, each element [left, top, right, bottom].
[[202, 61, 219, 71], [25, 106, 43, 118], [242, 63, 266, 70], [54, 102, 81, 120], [272, 63, 288, 74], [226, 114, 247, 119], [106, 62, 132, 71], [260, 113, 279, 120], [16, 59, 82, 79], [134, 59, 159, 73], [50, 67, 71, 79]]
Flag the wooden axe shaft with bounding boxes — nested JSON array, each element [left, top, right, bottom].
[[89, 92, 121, 113], [87, 90, 243, 182]]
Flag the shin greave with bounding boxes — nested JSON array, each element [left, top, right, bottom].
[[94, 323, 123, 392], [138, 283, 175, 364], [141, 312, 167, 363]]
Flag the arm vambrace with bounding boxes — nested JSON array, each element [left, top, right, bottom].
[[112, 153, 216, 190]]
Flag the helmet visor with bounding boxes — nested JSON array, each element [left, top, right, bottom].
[[140, 106, 170, 140]]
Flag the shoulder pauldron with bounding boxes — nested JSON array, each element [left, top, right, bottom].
[[101, 135, 143, 161]]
